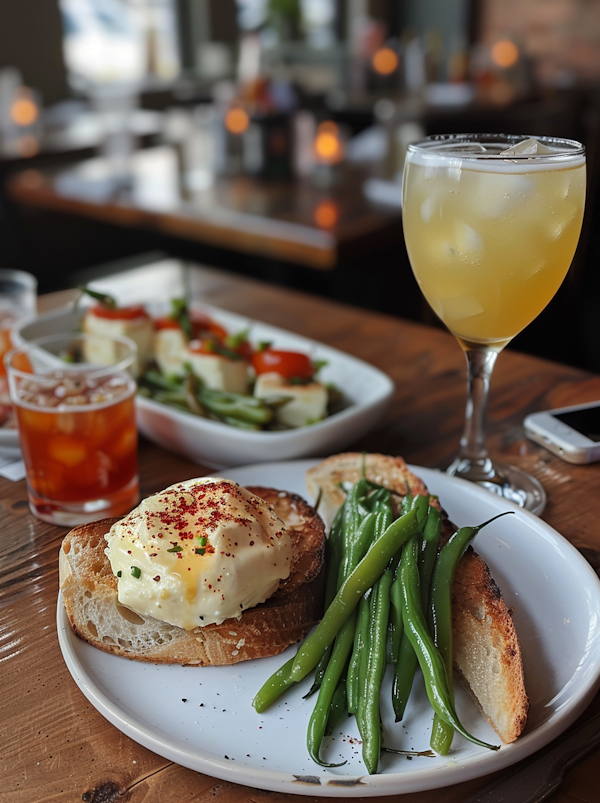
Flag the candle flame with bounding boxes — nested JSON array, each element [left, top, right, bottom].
[[314, 122, 344, 165], [491, 40, 519, 69], [225, 107, 250, 135], [314, 200, 339, 228], [372, 47, 399, 76], [11, 88, 39, 127]]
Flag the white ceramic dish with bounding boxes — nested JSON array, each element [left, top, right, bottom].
[[15, 306, 394, 468], [57, 460, 600, 797]]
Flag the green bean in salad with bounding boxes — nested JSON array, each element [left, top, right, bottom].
[[138, 367, 288, 430]]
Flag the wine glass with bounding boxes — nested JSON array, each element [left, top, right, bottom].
[[402, 133, 586, 514]]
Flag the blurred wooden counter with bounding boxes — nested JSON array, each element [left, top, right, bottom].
[[6, 146, 403, 270], [3, 258, 600, 802]]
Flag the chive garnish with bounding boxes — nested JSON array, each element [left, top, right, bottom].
[[131, 566, 141, 579]]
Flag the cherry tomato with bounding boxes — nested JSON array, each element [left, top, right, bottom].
[[89, 304, 149, 321], [229, 336, 253, 361], [251, 348, 315, 380], [189, 311, 229, 341], [154, 315, 183, 331]]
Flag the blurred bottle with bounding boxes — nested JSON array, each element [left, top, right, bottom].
[[0, 67, 42, 157], [213, 32, 299, 181]]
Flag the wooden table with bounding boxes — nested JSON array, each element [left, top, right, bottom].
[[6, 146, 403, 271], [3, 259, 600, 802]]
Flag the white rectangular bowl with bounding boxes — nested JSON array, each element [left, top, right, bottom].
[[14, 304, 394, 468]]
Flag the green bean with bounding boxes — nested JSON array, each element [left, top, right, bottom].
[[392, 505, 441, 722], [306, 482, 372, 698], [306, 612, 356, 767], [391, 504, 442, 721], [428, 512, 512, 755], [371, 491, 393, 538], [200, 393, 275, 424], [305, 481, 384, 762], [217, 415, 262, 430], [346, 591, 370, 715], [264, 485, 369, 708], [252, 657, 295, 713], [325, 679, 348, 736], [339, 510, 376, 586], [303, 501, 351, 700], [388, 575, 404, 663], [140, 369, 182, 392], [419, 506, 442, 606], [151, 389, 189, 406], [399, 534, 499, 752], [289, 501, 426, 684], [357, 567, 393, 775], [391, 629, 418, 722]]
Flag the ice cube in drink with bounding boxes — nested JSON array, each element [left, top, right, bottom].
[[499, 138, 555, 156]]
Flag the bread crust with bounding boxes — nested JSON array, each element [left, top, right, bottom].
[[306, 452, 529, 744], [59, 487, 325, 667]]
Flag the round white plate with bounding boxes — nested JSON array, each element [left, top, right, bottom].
[[57, 460, 600, 796]]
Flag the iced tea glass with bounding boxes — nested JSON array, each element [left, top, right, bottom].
[[6, 332, 139, 525]]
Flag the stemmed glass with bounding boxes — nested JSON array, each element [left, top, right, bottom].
[[402, 134, 586, 514]]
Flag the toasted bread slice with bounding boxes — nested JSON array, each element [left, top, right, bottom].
[[306, 453, 432, 527], [59, 487, 325, 667], [306, 453, 528, 744]]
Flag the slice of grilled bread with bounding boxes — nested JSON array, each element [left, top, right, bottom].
[[59, 487, 325, 667], [306, 453, 528, 744]]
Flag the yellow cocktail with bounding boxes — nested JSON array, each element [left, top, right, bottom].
[[402, 134, 586, 512], [403, 140, 586, 350]]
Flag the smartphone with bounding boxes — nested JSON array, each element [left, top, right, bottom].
[[523, 402, 600, 464]]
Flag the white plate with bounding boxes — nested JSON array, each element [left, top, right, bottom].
[[0, 428, 19, 455], [15, 306, 394, 468], [57, 460, 600, 796]]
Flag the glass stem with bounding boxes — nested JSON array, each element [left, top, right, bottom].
[[450, 348, 499, 481]]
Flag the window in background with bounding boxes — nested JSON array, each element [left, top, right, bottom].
[[237, 0, 336, 47], [60, 0, 180, 89]]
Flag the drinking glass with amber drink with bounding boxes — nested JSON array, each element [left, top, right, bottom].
[[6, 332, 139, 525]]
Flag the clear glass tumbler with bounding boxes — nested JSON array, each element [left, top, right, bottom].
[[6, 332, 139, 525]]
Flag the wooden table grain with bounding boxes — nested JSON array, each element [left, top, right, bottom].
[[3, 259, 600, 802]]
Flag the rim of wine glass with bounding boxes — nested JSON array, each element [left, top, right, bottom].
[[407, 133, 586, 160]]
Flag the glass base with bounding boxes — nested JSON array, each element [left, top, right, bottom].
[[28, 476, 139, 527], [446, 459, 546, 516]]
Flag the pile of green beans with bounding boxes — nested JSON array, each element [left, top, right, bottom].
[[253, 479, 511, 774]]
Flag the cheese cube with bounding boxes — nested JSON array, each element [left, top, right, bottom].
[[153, 327, 188, 377], [253, 372, 328, 428], [83, 313, 154, 374], [187, 350, 249, 394]]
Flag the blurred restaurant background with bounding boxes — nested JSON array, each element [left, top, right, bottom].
[[1, 0, 600, 371]]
